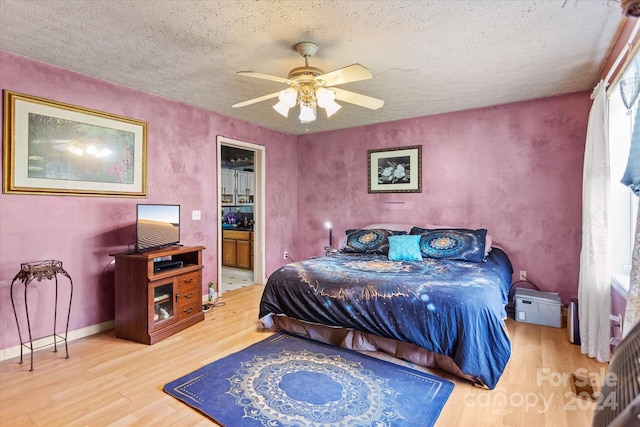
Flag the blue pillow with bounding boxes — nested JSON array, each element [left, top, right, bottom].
[[387, 235, 423, 262], [410, 227, 487, 263], [342, 229, 406, 255]]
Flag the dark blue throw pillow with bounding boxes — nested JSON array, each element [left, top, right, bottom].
[[410, 227, 487, 263], [342, 229, 406, 255]]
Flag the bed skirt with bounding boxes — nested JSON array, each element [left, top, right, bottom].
[[262, 313, 487, 389]]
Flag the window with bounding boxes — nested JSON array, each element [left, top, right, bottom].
[[609, 53, 640, 296]]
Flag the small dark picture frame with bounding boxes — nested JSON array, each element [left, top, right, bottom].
[[368, 145, 422, 193]]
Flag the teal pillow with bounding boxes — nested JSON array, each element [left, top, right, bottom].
[[387, 235, 423, 262]]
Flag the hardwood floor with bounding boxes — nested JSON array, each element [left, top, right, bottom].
[[0, 284, 606, 426]]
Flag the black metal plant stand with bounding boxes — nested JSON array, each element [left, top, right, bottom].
[[10, 260, 73, 371]]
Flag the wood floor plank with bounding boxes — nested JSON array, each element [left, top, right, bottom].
[[0, 284, 607, 426]]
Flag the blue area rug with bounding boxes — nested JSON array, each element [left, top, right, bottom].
[[164, 333, 454, 427]]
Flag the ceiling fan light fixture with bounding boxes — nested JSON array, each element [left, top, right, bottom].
[[299, 103, 316, 123], [273, 101, 290, 117], [234, 41, 384, 125], [279, 87, 298, 108]]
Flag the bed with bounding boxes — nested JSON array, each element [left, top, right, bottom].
[[258, 226, 513, 389]]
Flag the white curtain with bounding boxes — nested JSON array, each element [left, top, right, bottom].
[[578, 80, 611, 363], [624, 198, 640, 337]]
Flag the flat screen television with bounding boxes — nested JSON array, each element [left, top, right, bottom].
[[136, 204, 180, 252]]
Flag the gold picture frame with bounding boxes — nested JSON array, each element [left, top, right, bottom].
[[3, 91, 148, 197], [368, 145, 422, 193]]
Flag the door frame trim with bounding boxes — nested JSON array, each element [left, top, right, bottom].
[[216, 136, 266, 293]]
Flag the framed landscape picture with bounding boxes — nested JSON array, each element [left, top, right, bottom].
[[368, 145, 422, 193], [3, 91, 148, 197]]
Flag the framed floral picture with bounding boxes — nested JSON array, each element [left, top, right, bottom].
[[3, 91, 148, 197], [368, 145, 422, 193]]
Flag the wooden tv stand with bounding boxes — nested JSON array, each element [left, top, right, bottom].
[[110, 245, 205, 344]]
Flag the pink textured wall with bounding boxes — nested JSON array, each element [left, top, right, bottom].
[[296, 93, 590, 304], [0, 50, 590, 353], [0, 51, 298, 350]]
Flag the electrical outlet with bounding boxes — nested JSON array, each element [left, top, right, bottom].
[[519, 270, 527, 281], [283, 250, 288, 260], [192, 210, 201, 220]]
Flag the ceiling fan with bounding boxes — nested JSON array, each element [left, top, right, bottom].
[[232, 41, 384, 123]]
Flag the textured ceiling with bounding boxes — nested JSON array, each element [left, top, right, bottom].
[[0, 0, 625, 135]]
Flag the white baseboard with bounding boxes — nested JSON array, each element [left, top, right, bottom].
[[0, 320, 115, 362]]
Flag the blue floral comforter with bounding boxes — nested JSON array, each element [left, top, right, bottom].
[[259, 248, 513, 389]]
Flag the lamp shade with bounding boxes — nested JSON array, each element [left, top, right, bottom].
[[273, 101, 290, 117], [279, 87, 298, 108], [324, 100, 342, 118], [316, 87, 334, 108], [316, 87, 341, 117], [325, 222, 333, 247], [299, 103, 316, 123]]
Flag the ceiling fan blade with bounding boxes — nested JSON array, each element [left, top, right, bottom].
[[317, 64, 372, 86], [232, 92, 280, 108], [332, 87, 384, 110], [237, 71, 292, 85]]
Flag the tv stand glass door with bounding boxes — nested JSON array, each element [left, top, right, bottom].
[[151, 281, 176, 330]]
